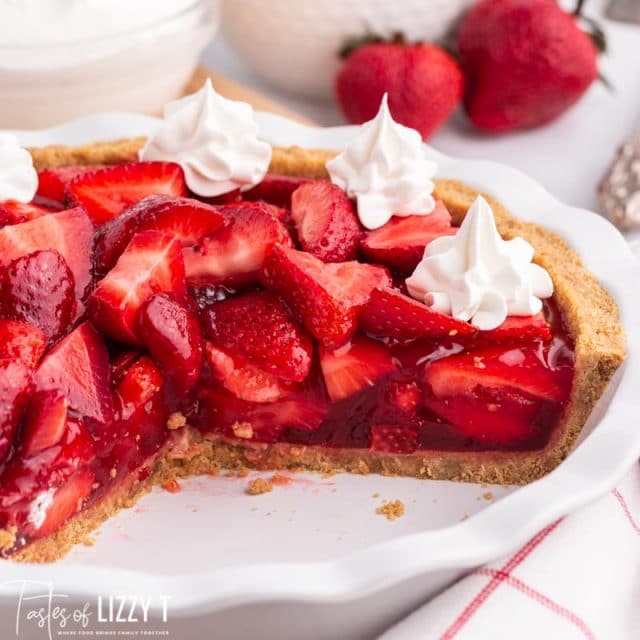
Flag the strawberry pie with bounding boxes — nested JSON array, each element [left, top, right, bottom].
[[0, 83, 625, 561]]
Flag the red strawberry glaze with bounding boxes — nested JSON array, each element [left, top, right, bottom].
[[0, 170, 577, 556]]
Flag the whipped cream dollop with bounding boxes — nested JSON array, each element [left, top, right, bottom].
[[140, 79, 272, 197], [326, 93, 437, 230], [406, 196, 553, 330], [0, 134, 38, 203]]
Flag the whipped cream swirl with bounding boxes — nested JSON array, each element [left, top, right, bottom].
[[406, 196, 553, 330], [0, 134, 38, 203], [140, 79, 272, 197], [326, 93, 437, 230]]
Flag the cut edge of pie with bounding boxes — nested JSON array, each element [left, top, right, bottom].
[[5, 139, 625, 563]]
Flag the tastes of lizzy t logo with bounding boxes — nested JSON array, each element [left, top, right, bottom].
[[1, 580, 171, 639]]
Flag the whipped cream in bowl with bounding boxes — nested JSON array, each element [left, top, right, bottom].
[[140, 79, 271, 197], [406, 195, 553, 330], [0, 134, 38, 203], [0, 0, 219, 128], [326, 93, 437, 230]]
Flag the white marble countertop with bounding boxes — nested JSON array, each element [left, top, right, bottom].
[[202, 9, 640, 215]]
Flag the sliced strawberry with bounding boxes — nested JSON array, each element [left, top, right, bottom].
[[0, 417, 95, 541], [425, 345, 566, 403], [479, 312, 552, 344], [0, 320, 46, 368], [94, 195, 226, 275], [88, 230, 186, 344], [193, 385, 326, 441], [0, 250, 77, 342], [361, 287, 476, 340], [21, 390, 68, 457], [109, 349, 143, 386], [183, 201, 292, 288], [291, 180, 361, 262], [319, 336, 397, 402], [262, 245, 392, 348], [0, 359, 33, 464], [35, 322, 114, 424], [370, 424, 419, 453], [0, 200, 59, 224], [202, 291, 313, 383], [66, 162, 187, 225], [37, 166, 103, 204], [205, 342, 296, 403], [137, 292, 202, 395], [111, 355, 167, 456], [31, 468, 95, 538], [0, 207, 94, 299], [360, 201, 456, 274], [244, 174, 311, 209]]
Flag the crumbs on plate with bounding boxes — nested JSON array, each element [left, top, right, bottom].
[[376, 499, 405, 521], [245, 477, 273, 496]]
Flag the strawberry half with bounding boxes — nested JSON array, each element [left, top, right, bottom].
[[0, 320, 47, 369], [110, 355, 168, 459], [66, 162, 187, 225], [0, 250, 77, 343], [0, 417, 95, 541], [319, 336, 397, 402], [94, 195, 226, 275], [262, 245, 392, 349], [205, 343, 297, 403], [193, 385, 326, 441], [291, 180, 361, 262], [88, 230, 186, 344], [138, 292, 203, 395], [202, 290, 313, 383], [361, 288, 475, 340], [370, 424, 419, 454], [0, 359, 33, 464], [35, 322, 114, 424], [425, 345, 567, 403], [21, 390, 68, 457], [479, 312, 552, 344], [37, 166, 104, 205], [244, 174, 311, 209], [184, 201, 292, 288], [360, 201, 456, 274], [0, 207, 94, 299]]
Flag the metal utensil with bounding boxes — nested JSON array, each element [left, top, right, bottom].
[[606, 0, 640, 23], [599, 132, 640, 229]]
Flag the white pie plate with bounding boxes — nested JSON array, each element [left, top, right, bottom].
[[0, 113, 639, 640]]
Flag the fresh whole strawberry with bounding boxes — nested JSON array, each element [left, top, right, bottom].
[[457, 0, 599, 132], [336, 38, 464, 140]]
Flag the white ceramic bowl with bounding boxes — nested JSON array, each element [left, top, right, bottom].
[[221, 0, 474, 99], [1, 113, 639, 640], [0, 0, 219, 129]]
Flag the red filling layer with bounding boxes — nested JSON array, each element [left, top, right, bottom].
[[0, 164, 575, 555]]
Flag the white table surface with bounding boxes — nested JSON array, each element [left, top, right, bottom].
[[202, 7, 640, 216]]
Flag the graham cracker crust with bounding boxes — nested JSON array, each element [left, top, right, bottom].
[[8, 139, 625, 562]]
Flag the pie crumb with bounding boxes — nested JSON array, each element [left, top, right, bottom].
[[270, 473, 292, 486], [238, 467, 250, 478], [482, 491, 494, 502], [232, 422, 254, 439], [162, 479, 180, 494], [166, 412, 187, 430], [372, 492, 380, 498], [246, 477, 273, 496], [460, 514, 470, 522], [376, 499, 405, 521], [81, 535, 95, 547]]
